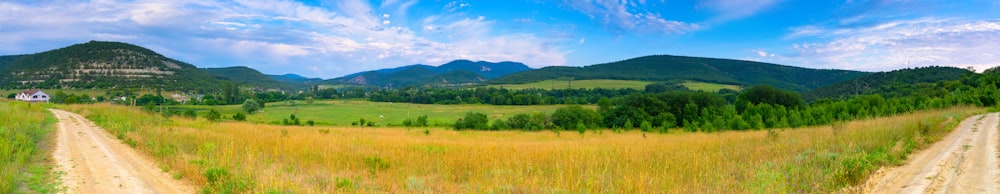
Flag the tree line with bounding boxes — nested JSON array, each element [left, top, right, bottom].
[[449, 67, 1000, 132]]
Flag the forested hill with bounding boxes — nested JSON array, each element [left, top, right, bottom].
[[203, 66, 292, 90], [332, 60, 532, 87], [490, 55, 869, 92], [0, 41, 227, 91], [803, 66, 972, 101]]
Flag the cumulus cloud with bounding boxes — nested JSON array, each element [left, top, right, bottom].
[[562, 0, 700, 34], [0, 0, 569, 78], [781, 18, 1000, 72]]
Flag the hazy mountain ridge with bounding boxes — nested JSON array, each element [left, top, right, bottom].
[[332, 60, 531, 87], [202, 66, 291, 90]]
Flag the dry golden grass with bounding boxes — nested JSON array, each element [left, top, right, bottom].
[[63, 103, 981, 193]]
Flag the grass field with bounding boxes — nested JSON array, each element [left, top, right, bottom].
[[484, 79, 652, 90], [680, 81, 742, 92], [167, 100, 589, 126], [0, 100, 60, 193], [63, 103, 981, 193]]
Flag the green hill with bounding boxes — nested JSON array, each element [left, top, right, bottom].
[[491, 55, 868, 92], [333, 60, 530, 87], [803, 66, 972, 100], [203, 66, 294, 90], [0, 41, 228, 91]]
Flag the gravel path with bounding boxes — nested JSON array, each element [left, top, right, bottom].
[[859, 113, 1000, 193], [50, 109, 194, 194]]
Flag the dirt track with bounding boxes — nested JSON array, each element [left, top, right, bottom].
[[858, 113, 1000, 193], [49, 109, 194, 194]]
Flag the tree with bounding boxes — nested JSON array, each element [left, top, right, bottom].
[[551, 105, 601, 130], [232, 113, 246, 121], [454, 112, 489, 130], [242, 99, 261, 113], [305, 97, 315, 105], [736, 85, 806, 112], [204, 109, 222, 121]]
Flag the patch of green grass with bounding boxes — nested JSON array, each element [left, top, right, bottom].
[[0, 100, 60, 193], [679, 81, 741, 92], [484, 79, 652, 90], [170, 100, 586, 126]]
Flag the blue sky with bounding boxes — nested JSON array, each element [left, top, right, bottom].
[[2, 0, 1000, 78]]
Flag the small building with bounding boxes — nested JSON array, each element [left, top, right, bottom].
[[15, 89, 49, 103]]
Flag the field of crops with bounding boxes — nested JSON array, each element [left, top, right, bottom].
[[63, 103, 980, 193]]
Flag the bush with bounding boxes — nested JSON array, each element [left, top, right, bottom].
[[454, 112, 489, 130], [242, 99, 261, 113], [204, 109, 221, 121], [183, 110, 197, 119], [232, 113, 246, 121]]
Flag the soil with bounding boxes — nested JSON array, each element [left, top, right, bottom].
[[49, 109, 195, 194], [853, 113, 1000, 193]]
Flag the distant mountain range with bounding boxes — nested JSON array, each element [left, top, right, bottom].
[[331, 60, 533, 87], [2, 40, 972, 101], [491, 55, 869, 92]]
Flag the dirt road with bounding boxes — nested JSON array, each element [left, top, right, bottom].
[[859, 113, 1000, 193], [49, 109, 194, 194]]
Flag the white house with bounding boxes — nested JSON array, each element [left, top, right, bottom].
[[15, 89, 49, 103]]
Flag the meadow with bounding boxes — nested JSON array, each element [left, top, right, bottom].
[[63, 103, 981, 193], [168, 100, 588, 126], [680, 81, 742, 92], [0, 100, 59, 193]]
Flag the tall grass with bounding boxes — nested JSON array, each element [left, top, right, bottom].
[[0, 100, 58, 193], [64, 103, 980, 193]]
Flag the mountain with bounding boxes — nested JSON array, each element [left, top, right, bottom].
[[203, 66, 291, 90], [333, 60, 530, 87], [0, 55, 26, 68], [268, 73, 323, 84], [0, 41, 227, 91], [803, 66, 971, 100], [435, 60, 532, 79], [491, 55, 869, 92]]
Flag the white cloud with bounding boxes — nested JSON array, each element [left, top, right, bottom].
[[0, 0, 570, 78], [562, 0, 700, 34], [698, 0, 781, 23], [780, 18, 1000, 72]]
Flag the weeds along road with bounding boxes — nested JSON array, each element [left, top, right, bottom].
[[49, 109, 194, 194], [859, 113, 1000, 193]]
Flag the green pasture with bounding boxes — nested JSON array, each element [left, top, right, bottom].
[[680, 81, 742, 92], [167, 100, 588, 127]]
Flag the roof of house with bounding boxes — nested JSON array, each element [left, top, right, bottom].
[[18, 89, 43, 95]]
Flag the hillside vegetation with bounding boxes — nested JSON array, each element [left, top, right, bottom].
[[333, 60, 532, 87], [484, 79, 653, 90], [491, 55, 868, 92], [0, 41, 227, 91], [203, 66, 293, 90], [804, 66, 973, 101]]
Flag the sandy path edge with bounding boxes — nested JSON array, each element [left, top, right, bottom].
[[847, 113, 1000, 193], [49, 109, 196, 194]]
